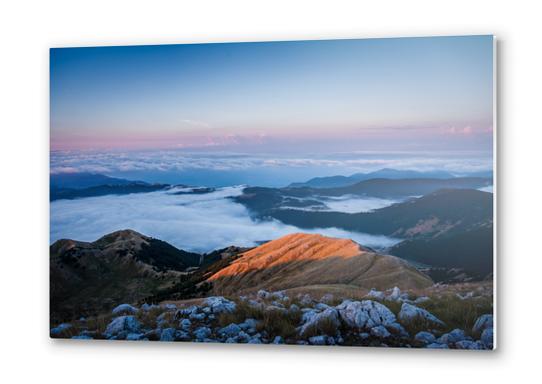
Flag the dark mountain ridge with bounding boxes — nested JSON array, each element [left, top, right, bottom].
[[235, 188, 494, 278], [50, 172, 144, 189], [266, 189, 492, 238], [288, 168, 492, 188], [50, 230, 200, 322]]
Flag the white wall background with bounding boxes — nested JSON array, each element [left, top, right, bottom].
[[0, 0, 540, 382]]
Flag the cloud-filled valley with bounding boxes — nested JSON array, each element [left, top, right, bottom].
[[50, 186, 401, 253]]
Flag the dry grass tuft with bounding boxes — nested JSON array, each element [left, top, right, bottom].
[[136, 306, 165, 329], [416, 294, 492, 336], [256, 309, 301, 339], [301, 317, 338, 338]]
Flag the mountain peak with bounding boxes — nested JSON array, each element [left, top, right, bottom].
[[95, 229, 149, 244], [208, 232, 432, 295], [246, 233, 368, 263]]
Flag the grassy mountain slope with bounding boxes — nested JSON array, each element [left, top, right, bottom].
[[50, 230, 200, 323], [208, 233, 433, 295]]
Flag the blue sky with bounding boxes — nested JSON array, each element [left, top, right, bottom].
[[50, 35, 494, 153]]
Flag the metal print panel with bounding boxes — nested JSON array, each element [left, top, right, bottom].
[[50, 35, 495, 350]]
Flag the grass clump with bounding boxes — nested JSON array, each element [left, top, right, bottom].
[[217, 300, 302, 340], [417, 294, 492, 336], [84, 314, 114, 337], [300, 316, 338, 338], [217, 301, 265, 327], [135, 306, 166, 329], [257, 308, 302, 340]]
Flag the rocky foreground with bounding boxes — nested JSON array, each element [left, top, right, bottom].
[[50, 287, 494, 350]]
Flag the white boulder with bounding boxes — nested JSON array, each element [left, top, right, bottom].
[[204, 296, 236, 314], [336, 300, 396, 329], [472, 314, 493, 334], [105, 316, 141, 336], [398, 303, 445, 327], [112, 303, 138, 315], [299, 307, 340, 336]]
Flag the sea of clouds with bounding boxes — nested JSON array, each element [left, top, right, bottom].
[[50, 186, 401, 253], [50, 149, 494, 187]]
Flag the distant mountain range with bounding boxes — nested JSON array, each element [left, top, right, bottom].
[[50, 172, 146, 189], [288, 168, 493, 188], [235, 177, 492, 213], [50, 172, 218, 201], [235, 187, 493, 278], [50, 183, 170, 201], [50, 172, 168, 201]]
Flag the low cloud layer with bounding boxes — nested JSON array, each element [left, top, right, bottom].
[[50, 187, 400, 253], [50, 149, 493, 187], [318, 195, 400, 214]]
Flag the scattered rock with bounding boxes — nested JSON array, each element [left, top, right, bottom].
[[386, 322, 409, 338], [105, 316, 141, 336], [194, 327, 212, 340], [320, 294, 334, 304], [175, 330, 190, 340], [413, 296, 430, 304], [308, 335, 327, 345], [456, 340, 483, 350], [414, 331, 436, 344], [472, 314, 493, 334], [289, 304, 300, 313], [456, 292, 474, 300], [51, 323, 72, 336], [270, 291, 287, 301], [112, 303, 138, 315], [398, 303, 445, 327], [314, 303, 331, 311], [248, 300, 264, 310], [126, 333, 144, 341], [299, 308, 340, 336], [219, 323, 242, 338], [156, 312, 170, 327], [71, 335, 92, 340], [299, 294, 313, 306], [272, 336, 284, 344], [239, 318, 258, 332], [204, 296, 236, 314], [189, 312, 206, 321], [386, 287, 403, 301], [160, 328, 176, 341], [237, 331, 250, 342], [176, 305, 198, 318], [337, 300, 396, 329], [179, 318, 191, 331], [481, 328, 494, 349], [366, 289, 385, 300], [437, 329, 467, 345], [370, 325, 391, 338], [426, 343, 449, 349]]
